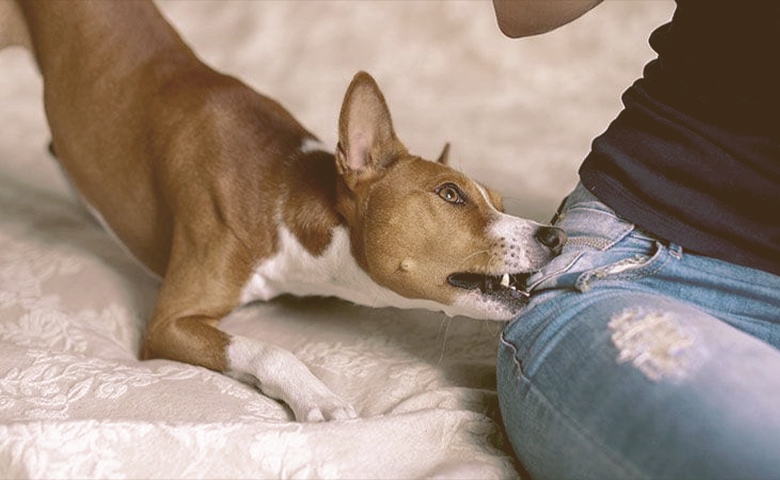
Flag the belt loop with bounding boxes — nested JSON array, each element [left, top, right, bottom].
[[669, 243, 684, 260]]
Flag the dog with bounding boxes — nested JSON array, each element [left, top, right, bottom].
[[1, 0, 565, 421]]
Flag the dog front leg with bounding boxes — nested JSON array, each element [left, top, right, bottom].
[[143, 314, 356, 422], [225, 334, 357, 422]]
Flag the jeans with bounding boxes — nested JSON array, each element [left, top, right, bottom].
[[497, 183, 780, 480]]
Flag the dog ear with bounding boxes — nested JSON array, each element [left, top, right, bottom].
[[336, 71, 407, 186], [436, 142, 450, 165]]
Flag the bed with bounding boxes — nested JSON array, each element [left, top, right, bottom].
[[0, 1, 673, 478]]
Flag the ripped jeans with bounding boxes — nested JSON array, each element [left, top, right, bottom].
[[497, 183, 780, 480]]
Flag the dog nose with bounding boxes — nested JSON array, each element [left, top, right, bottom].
[[535, 226, 567, 256]]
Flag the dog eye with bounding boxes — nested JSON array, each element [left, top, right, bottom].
[[435, 183, 466, 205]]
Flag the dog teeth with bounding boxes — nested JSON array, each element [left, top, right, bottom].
[[500, 273, 510, 288]]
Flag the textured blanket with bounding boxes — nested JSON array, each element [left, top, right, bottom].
[[0, 1, 672, 478]]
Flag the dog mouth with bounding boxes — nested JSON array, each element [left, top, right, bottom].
[[446, 272, 532, 299]]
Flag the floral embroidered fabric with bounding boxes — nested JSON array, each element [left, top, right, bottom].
[[0, 1, 671, 477]]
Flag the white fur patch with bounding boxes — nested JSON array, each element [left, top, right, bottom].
[[451, 290, 523, 321], [225, 333, 356, 421], [489, 213, 545, 272], [300, 137, 330, 154], [240, 225, 492, 318], [473, 182, 502, 213]]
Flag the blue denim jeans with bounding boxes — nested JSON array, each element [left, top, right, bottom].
[[498, 183, 780, 480]]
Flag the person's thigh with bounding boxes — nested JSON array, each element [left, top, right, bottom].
[[498, 184, 780, 480]]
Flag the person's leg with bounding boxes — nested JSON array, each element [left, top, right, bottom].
[[498, 184, 780, 479]]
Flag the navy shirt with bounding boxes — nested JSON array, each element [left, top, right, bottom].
[[579, 0, 780, 276]]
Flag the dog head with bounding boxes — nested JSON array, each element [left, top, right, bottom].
[[335, 72, 565, 320]]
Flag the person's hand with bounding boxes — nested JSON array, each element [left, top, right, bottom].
[[492, 0, 603, 38]]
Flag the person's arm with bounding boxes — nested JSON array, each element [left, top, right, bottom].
[[492, 0, 603, 38]]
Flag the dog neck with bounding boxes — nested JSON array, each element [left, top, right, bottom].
[[240, 140, 468, 315], [241, 222, 469, 316]]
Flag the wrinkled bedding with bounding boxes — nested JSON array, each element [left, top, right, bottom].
[[0, 1, 673, 478]]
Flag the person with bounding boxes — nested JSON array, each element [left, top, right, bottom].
[[491, 1, 780, 478]]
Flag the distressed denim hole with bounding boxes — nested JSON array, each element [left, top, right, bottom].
[[608, 308, 696, 382]]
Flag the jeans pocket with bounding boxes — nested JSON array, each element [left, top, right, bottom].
[[526, 185, 668, 293], [572, 239, 669, 292]]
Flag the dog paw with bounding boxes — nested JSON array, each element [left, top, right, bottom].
[[294, 394, 358, 423], [224, 336, 358, 422]]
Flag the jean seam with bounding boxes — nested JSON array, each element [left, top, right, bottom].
[[507, 351, 652, 480], [501, 290, 652, 479], [518, 373, 651, 480], [500, 329, 523, 375], [576, 241, 671, 291]]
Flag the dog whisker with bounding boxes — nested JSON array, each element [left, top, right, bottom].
[[482, 317, 503, 337], [455, 249, 492, 272], [437, 315, 453, 365]]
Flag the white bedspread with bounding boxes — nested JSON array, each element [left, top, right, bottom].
[[0, 1, 673, 478]]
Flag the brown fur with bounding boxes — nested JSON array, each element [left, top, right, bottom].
[[11, 1, 558, 387], [16, 0, 317, 369]]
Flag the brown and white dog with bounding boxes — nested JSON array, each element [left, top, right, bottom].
[[1, 0, 565, 421]]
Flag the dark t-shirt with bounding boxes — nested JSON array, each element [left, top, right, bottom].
[[579, 0, 780, 276]]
